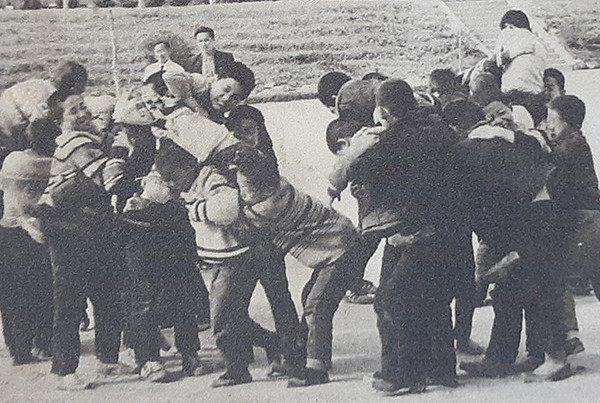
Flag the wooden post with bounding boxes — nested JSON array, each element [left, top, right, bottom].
[[63, 0, 68, 9], [108, 10, 120, 94], [138, 0, 146, 8]]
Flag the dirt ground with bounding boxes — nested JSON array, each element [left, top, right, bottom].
[[2, 70, 600, 402]]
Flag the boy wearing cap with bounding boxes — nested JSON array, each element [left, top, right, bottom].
[[0, 121, 55, 366]]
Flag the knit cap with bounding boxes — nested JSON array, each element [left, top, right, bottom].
[[336, 79, 380, 125]]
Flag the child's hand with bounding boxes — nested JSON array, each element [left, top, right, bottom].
[[345, 127, 381, 159], [123, 195, 151, 212]]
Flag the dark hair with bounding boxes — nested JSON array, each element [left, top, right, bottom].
[[500, 10, 531, 31], [469, 72, 503, 107], [143, 71, 169, 96], [218, 61, 255, 99], [376, 79, 416, 119], [362, 72, 388, 82], [442, 99, 484, 137], [317, 71, 351, 108], [326, 118, 364, 154], [53, 61, 87, 98], [543, 68, 565, 91], [548, 95, 586, 130], [225, 105, 274, 157], [430, 68, 460, 95], [194, 26, 215, 39], [153, 40, 171, 50]]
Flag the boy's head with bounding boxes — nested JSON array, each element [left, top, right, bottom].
[[153, 41, 171, 64], [53, 61, 87, 100], [483, 101, 515, 130], [140, 170, 176, 204], [546, 95, 586, 141], [543, 68, 566, 101], [500, 9, 531, 31], [61, 95, 93, 133], [225, 105, 273, 154], [442, 99, 484, 137], [362, 72, 388, 82], [429, 68, 460, 97], [336, 79, 380, 125], [326, 118, 364, 156], [469, 72, 503, 107], [210, 62, 255, 112], [317, 71, 352, 113], [374, 79, 416, 129], [85, 95, 116, 135], [195, 26, 216, 55]]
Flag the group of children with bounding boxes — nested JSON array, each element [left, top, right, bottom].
[[0, 9, 599, 396]]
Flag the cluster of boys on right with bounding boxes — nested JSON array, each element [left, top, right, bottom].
[[315, 8, 598, 395]]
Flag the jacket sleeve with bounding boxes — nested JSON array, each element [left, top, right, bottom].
[[187, 167, 240, 226]]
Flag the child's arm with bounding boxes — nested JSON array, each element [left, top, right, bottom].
[[186, 166, 241, 227], [327, 126, 382, 202]]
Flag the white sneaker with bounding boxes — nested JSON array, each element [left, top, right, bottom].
[[56, 374, 90, 391], [140, 360, 168, 383], [97, 361, 137, 376]]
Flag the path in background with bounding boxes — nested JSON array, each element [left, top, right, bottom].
[[442, 0, 579, 69]]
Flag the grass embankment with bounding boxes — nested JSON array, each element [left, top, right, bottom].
[[526, 0, 600, 67], [0, 0, 484, 101]]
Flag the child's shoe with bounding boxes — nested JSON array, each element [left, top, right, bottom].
[[287, 367, 329, 387], [211, 369, 252, 388]]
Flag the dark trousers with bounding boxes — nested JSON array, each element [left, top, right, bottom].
[[254, 244, 301, 365], [374, 235, 456, 385], [298, 246, 365, 370], [0, 226, 53, 359], [208, 250, 280, 373], [451, 231, 480, 344], [45, 214, 124, 376], [484, 201, 570, 364], [124, 232, 201, 366]]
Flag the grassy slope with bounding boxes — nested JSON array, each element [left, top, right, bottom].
[[0, 0, 484, 100], [526, 0, 600, 67]]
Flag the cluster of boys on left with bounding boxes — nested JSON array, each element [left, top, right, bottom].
[[0, 24, 596, 395]]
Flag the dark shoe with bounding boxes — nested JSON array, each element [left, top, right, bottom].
[[211, 370, 252, 388], [514, 356, 545, 373], [459, 359, 515, 378], [372, 370, 383, 380], [13, 353, 40, 366], [565, 337, 585, 356], [456, 339, 486, 355], [287, 368, 329, 388], [357, 279, 378, 295]]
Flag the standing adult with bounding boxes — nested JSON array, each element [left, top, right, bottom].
[[187, 26, 235, 78]]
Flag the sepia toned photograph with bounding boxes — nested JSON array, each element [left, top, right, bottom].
[[1, 0, 600, 401]]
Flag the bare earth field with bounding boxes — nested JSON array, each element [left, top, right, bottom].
[[2, 68, 600, 403], [0, 0, 485, 100]]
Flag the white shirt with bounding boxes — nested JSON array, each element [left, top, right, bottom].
[[142, 60, 185, 83], [495, 27, 547, 94]]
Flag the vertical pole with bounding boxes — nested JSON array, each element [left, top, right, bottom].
[[63, 0, 69, 9], [458, 29, 463, 72], [108, 10, 121, 95]]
